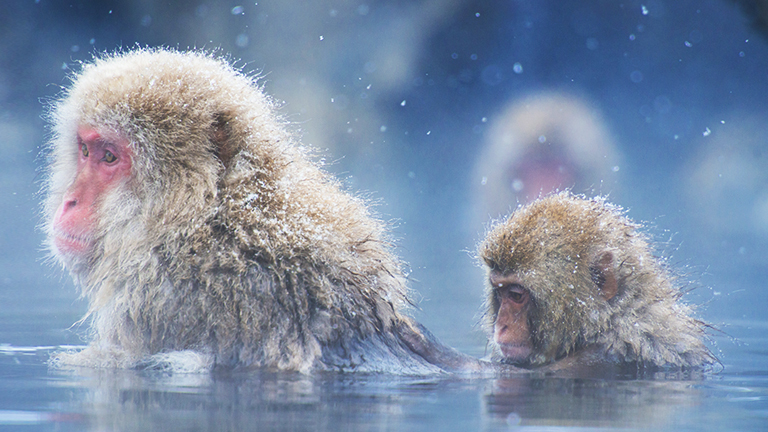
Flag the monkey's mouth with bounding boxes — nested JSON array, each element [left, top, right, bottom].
[[498, 342, 532, 361], [54, 230, 94, 255]]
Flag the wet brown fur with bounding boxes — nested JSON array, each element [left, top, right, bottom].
[[478, 191, 715, 369], [43, 48, 483, 374]]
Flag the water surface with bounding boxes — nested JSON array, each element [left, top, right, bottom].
[[1, 289, 765, 432]]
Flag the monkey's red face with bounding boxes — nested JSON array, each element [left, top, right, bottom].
[[52, 127, 132, 257], [490, 271, 533, 363]]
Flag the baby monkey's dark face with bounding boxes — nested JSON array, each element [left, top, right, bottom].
[[490, 270, 533, 364]]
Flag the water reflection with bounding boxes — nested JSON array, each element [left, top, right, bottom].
[[483, 376, 700, 429], [45, 366, 464, 431], [1, 339, 766, 431]]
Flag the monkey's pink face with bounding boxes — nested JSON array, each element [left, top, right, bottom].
[[511, 153, 576, 203], [52, 126, 132, 257]]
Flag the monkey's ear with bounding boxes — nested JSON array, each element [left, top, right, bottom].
[[590, 251, 618, 301], [212, 114, 236, 167]]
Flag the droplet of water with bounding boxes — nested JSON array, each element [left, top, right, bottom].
[[506, 412, 522, 426], [235, 34, 249, 48]]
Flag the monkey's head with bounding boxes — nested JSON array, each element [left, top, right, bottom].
[[475, 93, 621, 216], [43, 49, 284, 279], [478, 192, 645, 367]]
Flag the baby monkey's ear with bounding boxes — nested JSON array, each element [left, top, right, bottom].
[[590, 251, 617, 301]]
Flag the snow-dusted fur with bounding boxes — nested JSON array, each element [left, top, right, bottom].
[[479, 191, 714, 369], [43, 48, 458, 374]]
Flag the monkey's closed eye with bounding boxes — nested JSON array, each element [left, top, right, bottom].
[[103, 150, 116, 163]]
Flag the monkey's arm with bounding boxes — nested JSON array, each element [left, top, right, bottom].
[[396, 320, 524, 374], [536, 346, 648, 378]]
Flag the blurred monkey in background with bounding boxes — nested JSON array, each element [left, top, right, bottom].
[[474, 93, 621, 222]]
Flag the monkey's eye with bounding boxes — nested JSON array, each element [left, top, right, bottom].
[[498, 284, 528, 304], [81, 143, 89, 157], [103, 150, 116, 163]]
